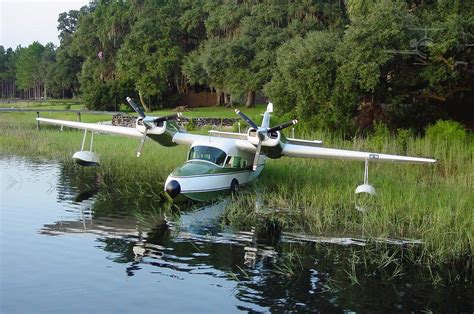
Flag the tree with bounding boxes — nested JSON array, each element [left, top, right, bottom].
[[0, 46, 17, 98], [117, 0, 185, 111], [15, 42, 46, 99], [39, 43, 56, 99], [264, 31, 344, 130], [73, 0, 133, 110]]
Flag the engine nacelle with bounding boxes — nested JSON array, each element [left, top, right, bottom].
[[135, 119, 180, 147], [246, 128, 281, 147], [136, 118, 167, 135]]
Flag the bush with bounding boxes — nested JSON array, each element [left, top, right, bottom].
[[396, 128, 414, 154], [425, 120, 467, 142], [367, 121, 391, 151]]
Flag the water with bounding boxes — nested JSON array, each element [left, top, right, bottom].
[[1, 156, 472, 313]]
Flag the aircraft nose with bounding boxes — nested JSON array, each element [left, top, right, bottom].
[[165, 180, 181, 198]]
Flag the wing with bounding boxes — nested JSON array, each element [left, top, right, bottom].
[[37, 118, 143, 138], [282, 143, 436, 164], [38, 117, 211, 146]]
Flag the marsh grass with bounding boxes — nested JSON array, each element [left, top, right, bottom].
[[224, 129, 473, 273], [1, 112, 472, 276]]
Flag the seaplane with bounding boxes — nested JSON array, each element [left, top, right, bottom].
[[36, 98, 436, 201]]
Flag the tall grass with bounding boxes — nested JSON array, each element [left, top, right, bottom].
[[0, 112, 187, 187], [224, 127, 473, 269]]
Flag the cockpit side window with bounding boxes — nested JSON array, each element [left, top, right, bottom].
[[188, 146, 227, 166]]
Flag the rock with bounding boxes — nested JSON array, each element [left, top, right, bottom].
[[112, 113, 239, 129], [174, 106, 193, 112]]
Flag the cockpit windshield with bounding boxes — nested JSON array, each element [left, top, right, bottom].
[[188, 146, 227, 166]]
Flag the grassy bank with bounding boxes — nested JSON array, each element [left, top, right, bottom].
[[0, 100, 267, 119], [0, 111, 472, 276]]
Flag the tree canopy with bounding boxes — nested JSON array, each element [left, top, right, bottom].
[[2, 0, 473, 132]]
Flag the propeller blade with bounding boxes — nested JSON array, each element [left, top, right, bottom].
[[252, 139, 263, 171], [126, 97, 146, 119], [152, 112, 183, 124], [235, 109, 259, 130], [136, 128, 148, 157], [267, 119, 298, 133]]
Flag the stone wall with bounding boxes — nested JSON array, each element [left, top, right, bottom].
[[112, 113, 239, 128]]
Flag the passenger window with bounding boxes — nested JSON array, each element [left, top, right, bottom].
[[232, 156, 241, 168], [224, 156, 232, 167]]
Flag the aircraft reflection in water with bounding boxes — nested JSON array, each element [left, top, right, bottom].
[[39, 191, 278, 275], [39, 185, 422, 274]]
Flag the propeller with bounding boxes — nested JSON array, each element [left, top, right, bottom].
[[125, 97, 182, 157], [235, 109, 259, 130], [143, 113, 183, 127], [235, 108, 298, 171], [268, 120, 298, 133], [126, 97, 145, 119]]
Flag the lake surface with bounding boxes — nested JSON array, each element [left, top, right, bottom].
[[1, 155, 472, 313]]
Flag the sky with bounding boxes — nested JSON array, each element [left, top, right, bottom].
[[0, 0, 90, 50]]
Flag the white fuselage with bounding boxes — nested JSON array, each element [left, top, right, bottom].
[[165, 163, 264, 195], [164, 137, 265, 200]]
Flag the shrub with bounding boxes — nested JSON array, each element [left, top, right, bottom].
[[396, 128, 414, 154], [425, 120, 467, 142], [367, 121, 391, 151]]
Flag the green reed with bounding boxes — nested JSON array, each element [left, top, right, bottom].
[[224, 128, 473, 271]]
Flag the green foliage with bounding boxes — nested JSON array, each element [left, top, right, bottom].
[[0, 46, 16, 80], [367, 122, 391, 151], [425, 120, 467, 142], [264, 31, 343, 128], [15, 42, 45, 90], [116, 1, 184, 110], [7, 0, 474, 131]]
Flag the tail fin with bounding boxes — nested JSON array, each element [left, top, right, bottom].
[[261, 102, 273, 129], [266, 102, 273, 113]]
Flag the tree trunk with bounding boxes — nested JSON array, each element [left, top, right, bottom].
[[245, 90, 256, 108], [225, 94, 234, 108], [138, 89, 151, 112], [224, 92, 230, 106], [215, 88, 224, 106]]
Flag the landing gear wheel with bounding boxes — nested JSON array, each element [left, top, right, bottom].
[[230, 178, 240, 195]]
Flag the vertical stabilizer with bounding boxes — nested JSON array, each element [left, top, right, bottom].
[[266, 102, 274, 113], [261, 103, 273, 129]]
